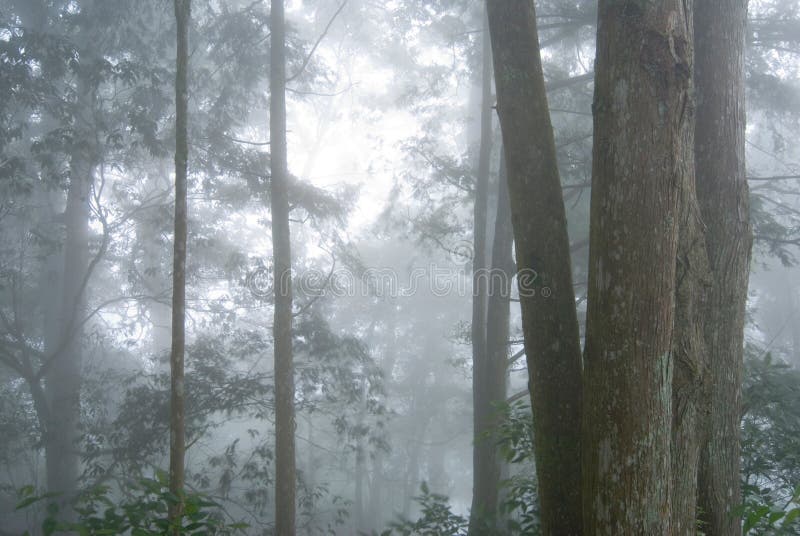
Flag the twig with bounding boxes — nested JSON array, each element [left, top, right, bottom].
[[286, 1, 348, 83]]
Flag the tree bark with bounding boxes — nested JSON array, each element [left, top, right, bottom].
[[695, 2, 752, 534], [582, 2, 694, 533], [168, 0, 190, 529], [474, 156, 514, 533], [670, 61, 711, 533], [270, 1, 296, 533], [486, 2, 584, 532], [468, 7, 494, 533], [45, 153, 89, 500]]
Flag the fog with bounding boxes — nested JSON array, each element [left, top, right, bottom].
[[0, 1, 799, 534]]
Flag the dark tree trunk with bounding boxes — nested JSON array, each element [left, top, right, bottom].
[[168, 0, 190, 528], [582, 2, 694, 533], [695, 2, 752, 534], [670, 78, 711, 534], [486, 2, 584, 532], [472, 155, 513, 533], [468, 8, 494, 533], [270, 1, 296, 533]]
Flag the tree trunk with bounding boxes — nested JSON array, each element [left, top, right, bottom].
[[468, 7, 493, 533], [582, 2, 694, 533], [792, 291, 800, 368], [486, 2, 584, 532], [45, 156, 89, 499], [168, 0, 190, 529], [670, 80, 711, 534], [695, 2, 752, 534], [473, 155, 513, 533], [270, 1, 296, 533]]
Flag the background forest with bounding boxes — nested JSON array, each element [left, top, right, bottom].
[[0, 0, 799, 534]]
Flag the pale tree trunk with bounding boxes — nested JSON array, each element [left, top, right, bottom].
[[141, 162, 174, 358], [486, 1, 584, 532], [582, 2, 694, 533], [353, 377, 367, 534], [695, 2, 752, 534], [16, 0, 89, 503], [45, 148, 90, 500], [792, 291, 800, 368], [12, 0, 77, 501], [368, 312, 398, 532], [270, 0, 296, 533], [168, 0, 190, 529], [468, 7, 493, 533], [474, 155, 513, 533]]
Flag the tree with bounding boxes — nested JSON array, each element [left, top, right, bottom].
[[473, 156, 514, 533], [270, 0, 296, 533], [582, 1, 694, 532], [486, 1, 584, 532], [169, 0, 190, 529], [695, 1, 753, 534], [467, 8, 495, 533]]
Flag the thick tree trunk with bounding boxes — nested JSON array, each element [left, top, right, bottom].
[[582, 2, 694, 533], [45, 157, 89, 499], [168, 0, 190, 528], [695, 2, 752, 534], [20, 0, 89, 502], [486, 2, 584, 532], [270, 1, 296, 533], [468, 8, 493, 533]]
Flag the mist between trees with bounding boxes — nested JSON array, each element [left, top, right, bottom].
[[1, 0, 800, 535]]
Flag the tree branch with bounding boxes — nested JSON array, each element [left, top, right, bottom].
[[286, 1, 348, 83]]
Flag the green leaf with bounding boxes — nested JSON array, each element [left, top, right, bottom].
[[783, 508, 800, 527]]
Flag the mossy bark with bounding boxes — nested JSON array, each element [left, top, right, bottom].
[[487, 2, 584, 532], [695, 2, 752, 534], [583, 2, 694, 533]]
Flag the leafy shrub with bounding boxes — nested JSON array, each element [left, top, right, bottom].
[[381, 482, 468, 536], [737, 485, 800, 535], [17, 472, 247, 535]]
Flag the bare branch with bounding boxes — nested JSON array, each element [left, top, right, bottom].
[[286, 1, 348, 83]]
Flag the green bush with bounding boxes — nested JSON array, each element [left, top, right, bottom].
[[17, 472, 247, 535]]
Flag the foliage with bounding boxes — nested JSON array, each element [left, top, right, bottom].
[[16, 473, 247, 535], [739, 351, 800, 535], [737, 485, 800, 535], [495, 400, 540, 535], [379, 400, 542, 536], [381, 482, 468, 536]]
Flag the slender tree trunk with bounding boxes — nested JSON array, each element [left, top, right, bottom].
[[270, 1, 296, 533], [582, 2, 694, 533], [475, 155, 513, 533], [792, 291, 800, 368], [695, 2, 752, 534], [468, 7, 493, 533], [354, 449, 365, 532], [168, 0, 190, 530], [670, 61, 711, 533], [354, 378, 367, 534], [368, 312, 398, 531], [486, 2, 584, 532]]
